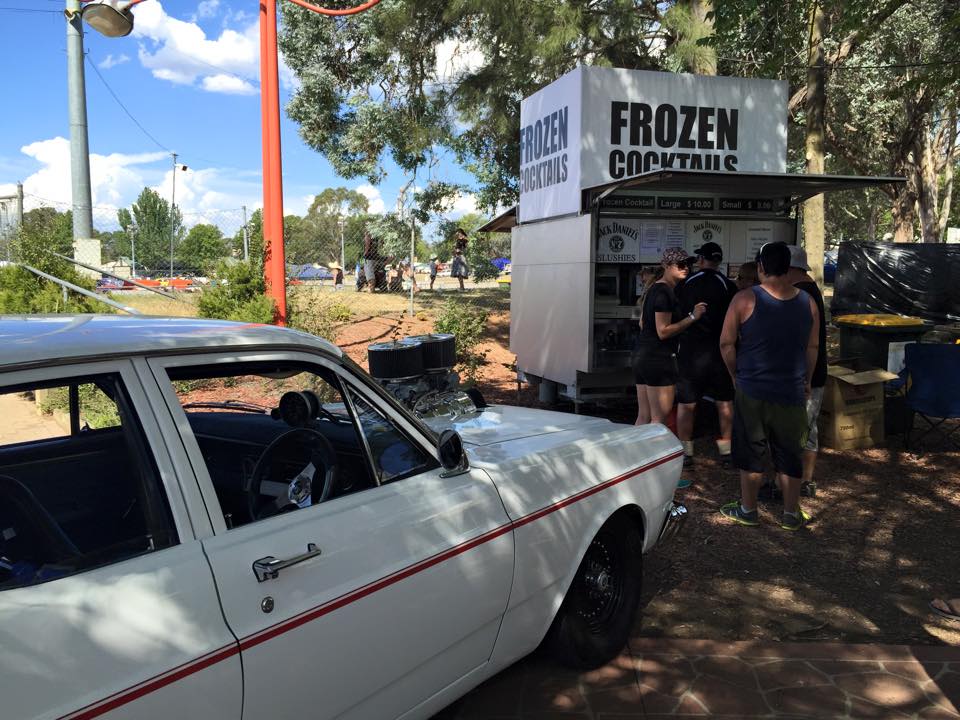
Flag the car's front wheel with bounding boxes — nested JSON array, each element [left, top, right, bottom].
[[545, 513, 644, 670]]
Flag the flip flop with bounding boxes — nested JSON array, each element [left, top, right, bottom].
[[929, 599, 960, 622]]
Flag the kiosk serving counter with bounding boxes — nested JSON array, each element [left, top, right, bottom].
[[500, 67, 902, 409]]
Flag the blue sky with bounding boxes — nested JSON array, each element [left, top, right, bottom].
[[0, 0, 478, 236]]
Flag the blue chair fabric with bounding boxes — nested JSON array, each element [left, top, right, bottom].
[[904, 343, 960, 450]]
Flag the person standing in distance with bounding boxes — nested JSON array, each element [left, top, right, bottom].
[[451, 228, 470, 291], [634, 247, 706, 431], [786, 245, 827, 497], [362, 230, 378, 294], [676, 241, 738, 468], [719, 241, 819, 531]]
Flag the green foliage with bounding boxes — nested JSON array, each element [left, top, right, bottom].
[[232, 207, 265, 270], [117, 188, 184, 277], [1, 208, 105, 314], [433, 297, 488, 383], [287, 290, 353, 343], [364, 213, 430, 262], [278, 0, 668, 212], [177, 223, 227, 274], [37, 384, 120, 430], [197, 260, 276, 324]]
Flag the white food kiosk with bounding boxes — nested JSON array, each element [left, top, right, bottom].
[[493, 66, 901, 409]]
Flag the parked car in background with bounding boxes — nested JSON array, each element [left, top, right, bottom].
[[824, 250, 838, 284], [0, 316, 685, 720]]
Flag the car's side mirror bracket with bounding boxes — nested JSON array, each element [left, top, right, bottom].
[[438, 429, 469, 477]]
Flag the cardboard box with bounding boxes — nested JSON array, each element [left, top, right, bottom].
[[818, 407, 886, 450], [819, 361, 898, 450]]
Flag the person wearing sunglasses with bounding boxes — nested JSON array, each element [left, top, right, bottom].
[[634, 248, 706, 479]]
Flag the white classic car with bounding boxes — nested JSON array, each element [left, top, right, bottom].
[[0, 316, 685, 720]]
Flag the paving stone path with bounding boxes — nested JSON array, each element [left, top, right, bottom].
[[436, 639, 959, 719]]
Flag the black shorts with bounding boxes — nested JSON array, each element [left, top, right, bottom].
[[633, 346, 678, 387], [731, 390, 808, 478], [677, 345, 735, 403]]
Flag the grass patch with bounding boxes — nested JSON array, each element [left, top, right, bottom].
[[112, 291, 199, 318]]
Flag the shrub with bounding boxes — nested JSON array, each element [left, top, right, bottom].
[[0, 265, 105, 315], [433, 297, 488, 383], [197, 261, 276, 324], [287, 289, 353, 343]]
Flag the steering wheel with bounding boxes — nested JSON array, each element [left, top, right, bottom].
[[245, 428, 339, 521]]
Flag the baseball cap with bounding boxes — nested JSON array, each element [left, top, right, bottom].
[[693, 241, 723, 262], [788, 245, 811, 271], [661, 247, 695, 266]]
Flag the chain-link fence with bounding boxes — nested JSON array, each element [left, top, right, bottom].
[[10, 192, 511, 318]]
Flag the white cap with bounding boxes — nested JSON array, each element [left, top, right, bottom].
[[788, 245, 810, 271]]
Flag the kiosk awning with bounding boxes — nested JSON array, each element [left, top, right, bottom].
[[478, 205, 518, 233], [585, 169, 904, 209]]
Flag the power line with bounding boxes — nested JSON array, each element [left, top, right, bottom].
[[84, 53, 172, 153], [0, 6, 61, 13]]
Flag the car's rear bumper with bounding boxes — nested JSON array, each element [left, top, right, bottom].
[[657, 502, 688, 545]]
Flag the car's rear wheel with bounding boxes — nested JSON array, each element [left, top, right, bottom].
[[546, 514, 643, 670]]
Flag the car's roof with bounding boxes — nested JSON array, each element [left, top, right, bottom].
[[0, 315, 341, 371]]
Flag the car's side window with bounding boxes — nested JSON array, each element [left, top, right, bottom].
[[345, 387, 436, 484], [164, 361, 381, 530], [0, 374, 177, 591]]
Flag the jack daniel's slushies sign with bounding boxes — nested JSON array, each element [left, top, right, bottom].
[[518, 67, 788, 223]]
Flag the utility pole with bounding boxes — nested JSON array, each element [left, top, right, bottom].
[[169, 152, 177, 279], [338, 216, 345, 272], [15, 184, 23, 228], [242, 204, 250, 261], [65, 0, 94, 256]]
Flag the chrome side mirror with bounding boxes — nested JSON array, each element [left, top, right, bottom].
[[438, 429, 468, 476]]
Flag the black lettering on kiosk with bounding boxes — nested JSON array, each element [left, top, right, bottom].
[[604, 100, 742, 178]]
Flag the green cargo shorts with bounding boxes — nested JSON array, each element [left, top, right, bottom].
[[731, 390, 809, 478]]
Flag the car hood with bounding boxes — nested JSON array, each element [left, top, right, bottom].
[[422, 404, 612, 447]]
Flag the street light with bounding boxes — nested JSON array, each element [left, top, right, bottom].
[[169, 154, 187, 279], [79, 0, 141, 38]]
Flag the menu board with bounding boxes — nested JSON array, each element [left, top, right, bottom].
[[665, 220, 686, 249], [746, 224, 775, 258], [640, 222, 664, 255]]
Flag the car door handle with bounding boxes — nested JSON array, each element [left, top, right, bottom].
[[252, 543, 322, 583]]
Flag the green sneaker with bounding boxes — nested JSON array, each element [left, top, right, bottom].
[[780, 507, 811, 531], [720, 501, 759, 527]]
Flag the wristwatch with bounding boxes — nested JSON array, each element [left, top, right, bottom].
[[688, 312, 696, 321]]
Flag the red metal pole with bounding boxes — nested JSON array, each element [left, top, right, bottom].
[[260, 0, 287, 324]]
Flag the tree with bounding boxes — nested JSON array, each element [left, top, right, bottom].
[[117, 188, 184, 276], [177, 223, 228, 274], [19, 207, 73, 259], [278, 0, 671, 213]]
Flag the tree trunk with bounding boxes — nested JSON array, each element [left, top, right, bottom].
[[689, 0, 716, 76], [802, 2, 827, 283], [917, 121, 941, 242], [937, 106, 957, 241]]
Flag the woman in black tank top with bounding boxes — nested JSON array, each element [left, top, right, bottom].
[[635, 248, 707, 427]]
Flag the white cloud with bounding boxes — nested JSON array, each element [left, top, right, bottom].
[[355, 184, 386, 214], [434, 39, 485, 85], [202, 74, 257, 95], [1, 137, 263, 235], [195, 0, 221, 20], [449, 191, 479, 219], [131, 0, 296, 95], [98, 54, 131, 70]]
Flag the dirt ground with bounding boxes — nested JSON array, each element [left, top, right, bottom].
[[335, 307, 960, 649]]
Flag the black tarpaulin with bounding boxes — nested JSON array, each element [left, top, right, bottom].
[[831, 242, 960, 323]]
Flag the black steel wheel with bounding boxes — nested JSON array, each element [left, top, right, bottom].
[[545, 513, 644, 670]]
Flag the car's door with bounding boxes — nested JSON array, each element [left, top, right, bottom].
[[0, 360, 241, 720], [146, 351, 515, 720]]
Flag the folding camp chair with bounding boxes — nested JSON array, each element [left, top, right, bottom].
[[904, 343, 960, 450]]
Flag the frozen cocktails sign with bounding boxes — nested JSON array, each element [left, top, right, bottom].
[[518, 67, 788, 222]]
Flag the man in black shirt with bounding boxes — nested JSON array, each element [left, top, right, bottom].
[[786, 245, 827, 496], [676, 241, 738, 467]]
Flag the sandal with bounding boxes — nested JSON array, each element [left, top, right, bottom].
[[930, 598, 960, 622]]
